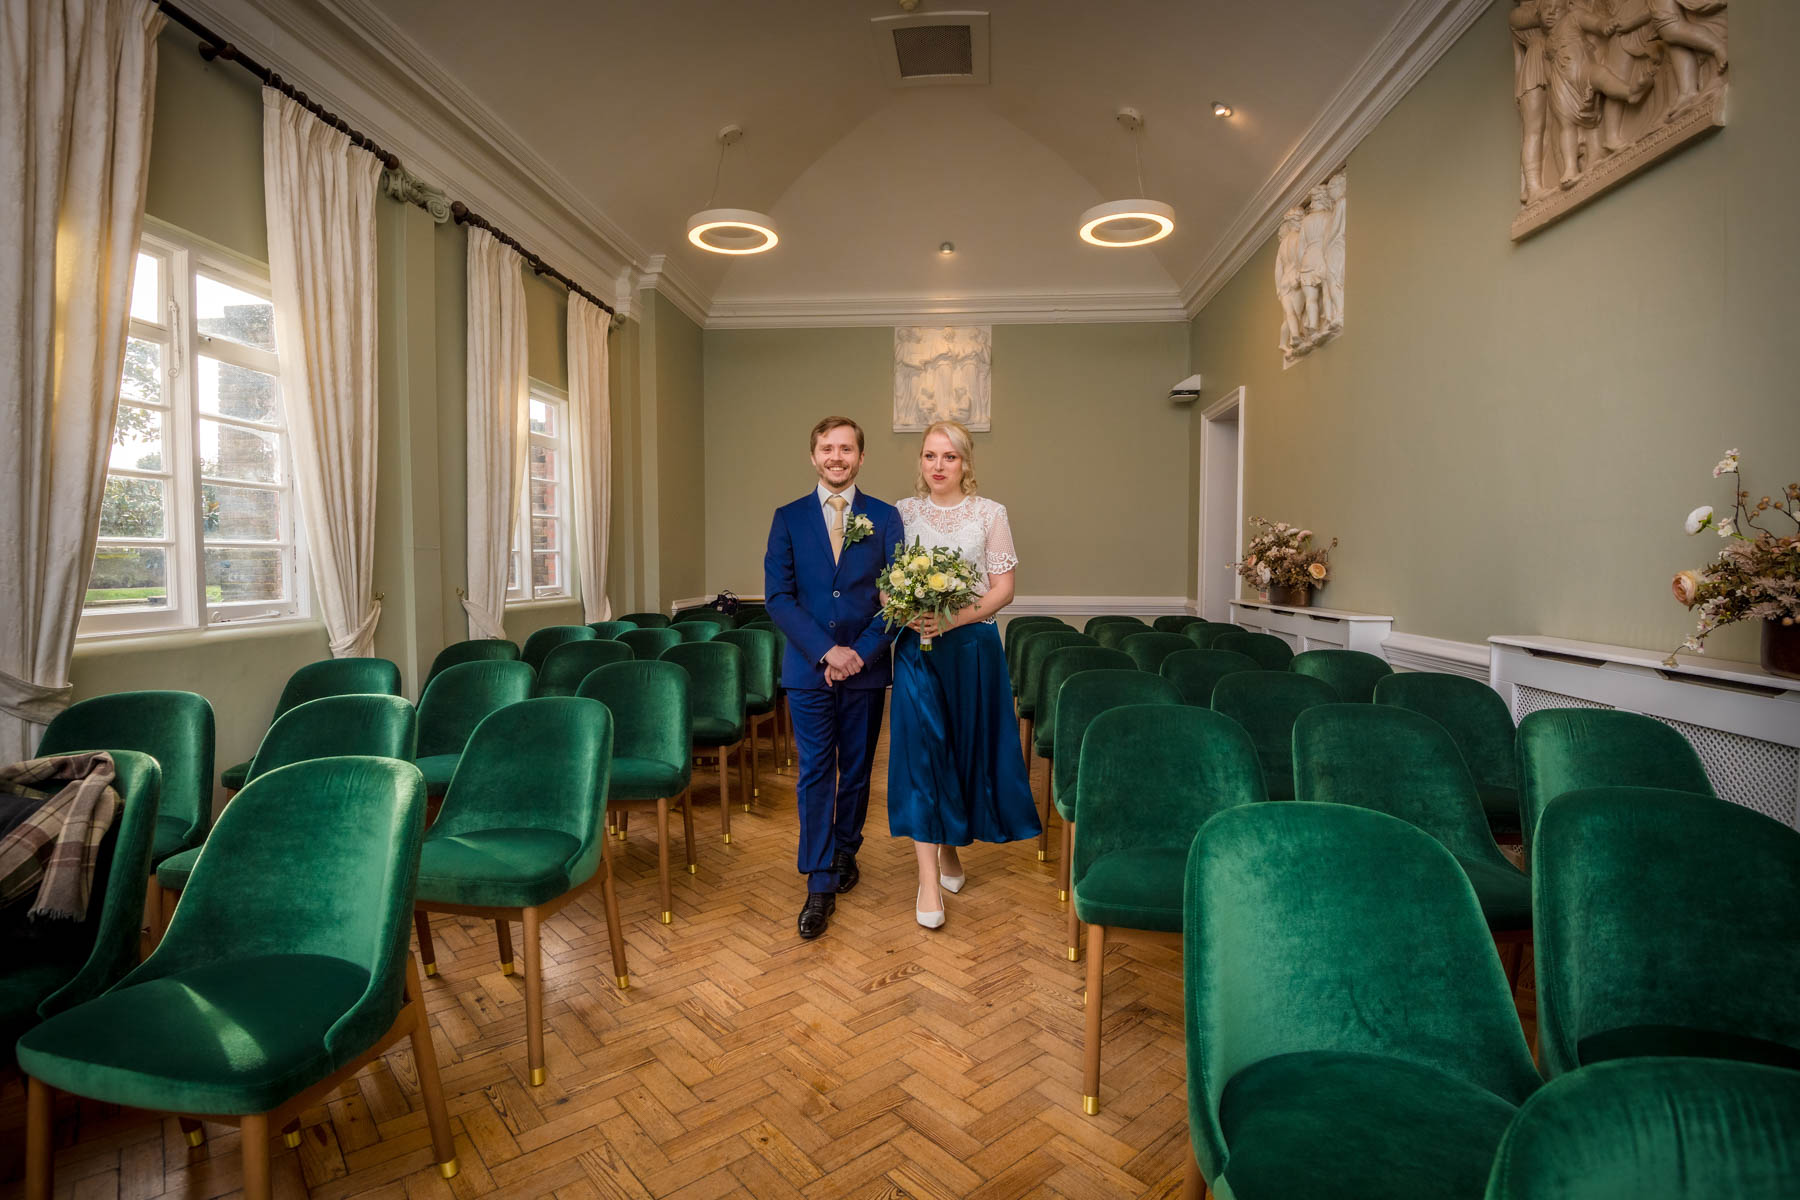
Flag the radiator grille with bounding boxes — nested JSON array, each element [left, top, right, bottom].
[[1512, 685, 1611, 719]]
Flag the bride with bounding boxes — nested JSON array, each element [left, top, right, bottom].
[[887, 420, 1041, 928]]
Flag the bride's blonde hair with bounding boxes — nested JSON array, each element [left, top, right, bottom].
[[914, 420, 979, 499]]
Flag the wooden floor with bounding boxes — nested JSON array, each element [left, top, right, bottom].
[[0, 722, 1201, 1200]]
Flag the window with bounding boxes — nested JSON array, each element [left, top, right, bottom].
[[82, 227, 303, 636], [508, 386, 571, 603]]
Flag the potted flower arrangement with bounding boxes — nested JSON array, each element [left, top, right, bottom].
[[1668, 450, 1800, 677], [1233, 518, 1337, 607]]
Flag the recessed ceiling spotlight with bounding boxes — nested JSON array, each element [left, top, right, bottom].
[[1212, 102, 1233, 118], [686, 125, 779, 256], [1077, 107, 1175, 248], [939, 242, 956, 256]]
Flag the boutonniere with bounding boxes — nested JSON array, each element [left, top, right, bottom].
[[841, 513, 876, 547]]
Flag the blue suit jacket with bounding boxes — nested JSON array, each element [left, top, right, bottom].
[[764, 490, 906, 690]]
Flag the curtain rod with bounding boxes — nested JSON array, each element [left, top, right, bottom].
[[154, 0, 622, 322]]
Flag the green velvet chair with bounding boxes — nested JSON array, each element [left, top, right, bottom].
[[1210, 671, 1337, 802], [214, 659, 402, 793], [1052, 670, 1182, 961], [1290, 649, 1394, 703], [1007, 617, 1070, 697], [1184, 621, 1246, 649], [1153, 614, 1207, 634], [676, 619, 726, 643], [731, 605, 768, 628], [716, 629, 778, 806], [1121, 631, 1196, 674], [1, 751, 160, 1051], [1294, 704, 1532, 990], [1159, 648, 1260, 708], [411, 698, 626, 1086], [579, 662, 695, 924], [1031, 646, 1135, 863], [1214, 630, 1294, 670], [1516, 708, 1713, 852], [520, 624, 595, 673], [1483, 1058, 1800, 1200], [662, 641, 747, 845], [670, 606, 716, 623], [17, 757, 456, 1200], [1533, 786, 1800, 1079], [534, 638, 634, 697], [412, 660, 535, 798], [1014, 630, 1096, 812], [1073, 704, 1264, 1115], [1094, 621, 1152, 651], [1184, 803, 1542, 1199], [37, 690, 215, 938], [618, 611, 670, 629], [1083, 615, 1145, 636], [587, 619, 637, 640], [621, 626, 683, 660], [156, 695, 418, 909], [424, 639, 520, 691], [1376, 672, 1522, 840], [742, 621, 794, 768]]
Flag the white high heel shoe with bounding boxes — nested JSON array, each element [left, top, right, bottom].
[[917, 886, 946, 929], [938, 855, 965, 895]]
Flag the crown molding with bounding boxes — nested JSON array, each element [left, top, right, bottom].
[[637, 255, 711, 330], [705, 289, 1189, 329], [179, 0, 650, 315], [1178, 0, 1490, 319]]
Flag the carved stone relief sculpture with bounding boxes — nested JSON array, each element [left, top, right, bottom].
[[1511, 0, 1727, 239], [1276, 169, 1346, 367], [894, 326, 992, 432]]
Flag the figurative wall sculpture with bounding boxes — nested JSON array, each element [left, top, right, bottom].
[[1511, 0, 1727, 239], [894, 326, 992, 431], [1275, 169, 1346, 367]]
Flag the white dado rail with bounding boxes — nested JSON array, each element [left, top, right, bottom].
[[672, 595, 1195, 621], [1489, 636, 1800, 831], [1227, 600, 1393, 656]]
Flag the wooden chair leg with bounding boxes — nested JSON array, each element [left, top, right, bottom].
[[413, 911, 438, 977], [1182, 1137, 1208, 1200], [495, 918, 516, 975], [617, 809, 629, 840], [1082, 923, 1106, 1115], [1058, 820, 1074, 902], [601, 859, 630, 990], [719, 751, 732, 843], [25, 1076, 51, 1200], [522, 906, 545, 1085], [736, 740, 749, 812], [240, 1112, 271, 1200], [404, 955, 459, 1175], [656, 797, 673, 924], [748, 723, 761, 805], [680, 788, 697, 874], [1035, 757, 1051, 862], [1020, 717, 1033, 768]]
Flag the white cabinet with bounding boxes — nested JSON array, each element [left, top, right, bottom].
[[1227, 600, 1393, 656]]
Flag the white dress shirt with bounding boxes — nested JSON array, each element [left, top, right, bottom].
[[816, 481, 857, 516]]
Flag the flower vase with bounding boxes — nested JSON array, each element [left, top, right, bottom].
[[1763, 619, 1800, 679], [1268, 584, 1312, 608]]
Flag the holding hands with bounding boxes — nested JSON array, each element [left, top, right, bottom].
[[822, 645, 864, 686]]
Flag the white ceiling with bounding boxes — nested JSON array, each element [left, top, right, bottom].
[[334, 0, 1454, 322]]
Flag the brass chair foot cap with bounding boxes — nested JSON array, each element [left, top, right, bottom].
[[743, 803, 751, 812], [439, 1158, 461, 1179], [185, 1129, 206, 1148], [529, 1068, 546, 1087], [284, 1131, 302, 1149], [1082, 1096, 1100, 1116], [722, 834, 731, 845], [1036, 850, 1048, 862], [423, 962, 438, 977], [617, 975, 630, 989], [500, 961, 515, 976], [1058, 889, 1068, 902], [660, 911, 672, 924], [688, 864, 698, 874], [1066, 947, 1079, 962]]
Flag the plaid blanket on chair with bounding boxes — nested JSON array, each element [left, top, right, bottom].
[[0, 752, 119, 922]]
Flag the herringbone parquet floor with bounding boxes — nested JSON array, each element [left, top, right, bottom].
[[0, 722, 1209, 1200]]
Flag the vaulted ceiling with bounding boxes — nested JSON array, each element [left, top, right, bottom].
[[241, 0, 1480, 323]]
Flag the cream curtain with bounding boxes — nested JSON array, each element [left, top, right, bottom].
[[262, 89, 383, 657], [0, 0, 163, 760], [463, 228, 529, 640], [568, 295, 613, 623]]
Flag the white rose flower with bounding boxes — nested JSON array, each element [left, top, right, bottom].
[[1685, 505, 1713, 534]]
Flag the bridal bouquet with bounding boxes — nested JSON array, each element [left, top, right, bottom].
[[880, 538, 982, 651]]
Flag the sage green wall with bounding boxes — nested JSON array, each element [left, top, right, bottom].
[[1186, 0, 1798, 664], [653, 291, 706, 604], [702, 323, 1191, 598]]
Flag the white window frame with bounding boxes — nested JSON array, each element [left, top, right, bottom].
[[80, 224, 307, 639], [507, 382, 574, 605]]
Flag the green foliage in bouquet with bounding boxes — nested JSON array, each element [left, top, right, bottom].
[[879, 538, 983, 649]]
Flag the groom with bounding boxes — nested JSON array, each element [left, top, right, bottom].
[[765, 416, 906, 940]]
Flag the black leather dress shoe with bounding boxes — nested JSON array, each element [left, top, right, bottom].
[[798, 891, 836, 940], [833, 851, 860, 894]]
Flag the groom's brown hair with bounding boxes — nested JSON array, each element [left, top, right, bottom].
[[810, 416, 865, 453]]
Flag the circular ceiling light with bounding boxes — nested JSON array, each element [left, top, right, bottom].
[[1080, 108, 1175, 248], [687, 208, 779, 255], [1078, 199, 1175, 247]]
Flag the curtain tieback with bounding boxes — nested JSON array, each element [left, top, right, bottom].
[[0, 668, 74, 725], [327, 600, 383, 658]]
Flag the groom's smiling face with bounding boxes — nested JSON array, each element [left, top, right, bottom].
[[811, 424, 863, 491]]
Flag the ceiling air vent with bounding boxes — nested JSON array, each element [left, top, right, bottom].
[[872, 11, 990, 87]]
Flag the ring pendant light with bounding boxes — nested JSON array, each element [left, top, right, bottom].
[[1079, 108, 1175, 248], [687, 125, 779, 255]]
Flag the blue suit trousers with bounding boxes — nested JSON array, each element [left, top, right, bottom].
[[788, 684, 885, 893]]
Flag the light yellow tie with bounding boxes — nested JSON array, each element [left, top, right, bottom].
[[826, 495, 847, 563]]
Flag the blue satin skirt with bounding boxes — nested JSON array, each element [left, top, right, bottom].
[[888, 621, 1042, 846]]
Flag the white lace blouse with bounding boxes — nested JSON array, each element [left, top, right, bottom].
[[895, 495, 1019, 604]]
